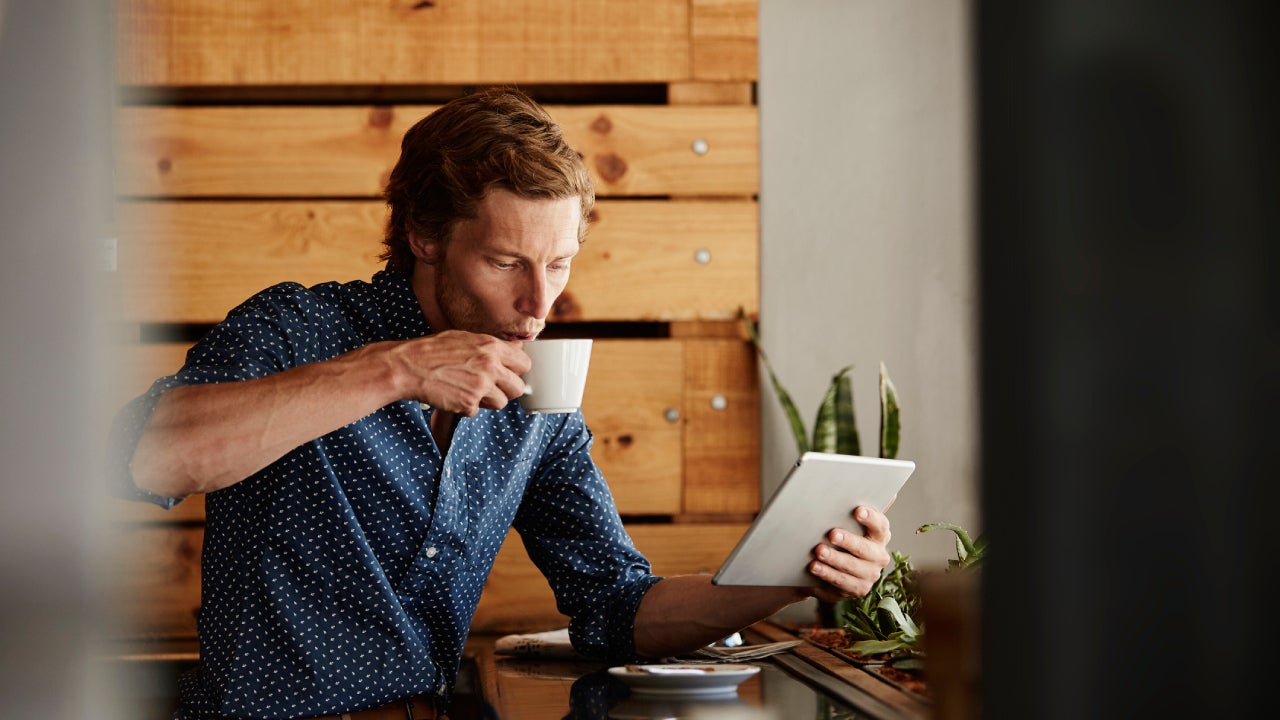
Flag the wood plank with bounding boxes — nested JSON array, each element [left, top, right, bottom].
[[579, 341, 683, 515], [114, 201, 385, 324], [669, 81, 755, 106], [114, 199, 758, 323], [551, 200, 759, 322], [111, 340, 190, 411], [472, 523, 748, 633], [668, 318, 751, 339], [683, 339, 760, 514], [105, 524, 204, 640], [117, 0, 691, 86], [116, 105, 759, 198], [691, 0, 759, 81], [113, 339, 686, 514], [105, 522, 749, 639]]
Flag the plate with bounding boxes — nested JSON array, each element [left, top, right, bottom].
[[607, 663, 761, 699]]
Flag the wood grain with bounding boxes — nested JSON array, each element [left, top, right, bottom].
[[116, 105, 759, 198], [105, 524, 204, 640], [114, 199, 758, 323], [691, 0, 760, 82], [117, 0, 694, 86], [579, 340, 683, 515], [683, 339, 761, 514]]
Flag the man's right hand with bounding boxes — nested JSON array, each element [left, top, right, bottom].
[[386, 330, 531, 416]]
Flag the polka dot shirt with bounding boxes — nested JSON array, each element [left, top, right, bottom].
[[109, 270, 662, 720]]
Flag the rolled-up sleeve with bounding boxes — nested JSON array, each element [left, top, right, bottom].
[[105, 282, 322, 509]]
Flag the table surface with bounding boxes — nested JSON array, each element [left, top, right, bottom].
[[468, 622, 932, 720]]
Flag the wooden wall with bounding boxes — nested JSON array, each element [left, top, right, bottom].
[[108, 0, 761, 642]]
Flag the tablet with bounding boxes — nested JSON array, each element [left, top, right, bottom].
[[711, 452, 915, 587]]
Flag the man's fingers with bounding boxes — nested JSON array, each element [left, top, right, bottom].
[[805, 506, 895, 599], [807, 554, 878, 599], [853, 506, 891, 544]]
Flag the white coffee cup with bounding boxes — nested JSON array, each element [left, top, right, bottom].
[[519, 339, 593, 414]]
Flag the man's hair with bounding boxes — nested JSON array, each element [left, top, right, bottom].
[[381, 87, 595, 273]]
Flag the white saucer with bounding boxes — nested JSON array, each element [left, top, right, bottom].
[[607, 663, 760, 699]]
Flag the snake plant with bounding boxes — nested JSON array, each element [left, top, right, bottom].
[[742, 314, 899, 460]]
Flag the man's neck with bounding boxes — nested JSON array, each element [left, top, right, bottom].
[[409, 263, 449, 333], [430, 409, 457, 454]]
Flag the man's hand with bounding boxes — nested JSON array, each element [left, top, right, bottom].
[[806, 506, 893, 602], [391, 330, 531, 416]]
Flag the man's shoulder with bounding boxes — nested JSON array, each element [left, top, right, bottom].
[[229, 276, 382, 319], [215, 270, 422, 343]]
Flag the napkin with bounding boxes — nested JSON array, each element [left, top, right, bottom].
[[494, 627, 584, 659]]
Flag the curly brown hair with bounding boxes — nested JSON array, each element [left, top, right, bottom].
[[380, 87, 595, 273]]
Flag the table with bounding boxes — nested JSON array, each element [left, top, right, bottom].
[[466, 622, 932, 720]]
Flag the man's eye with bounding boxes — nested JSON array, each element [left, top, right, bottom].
[[494, 261, 518, 270], [549, 262, 570, 272]]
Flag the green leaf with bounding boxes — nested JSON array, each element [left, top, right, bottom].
[[741, 312, 809, 455], [812, 365, 858, 455], [876, 597, 921, 640], [849, 638, 911, 656], [890, 657, 926, 672], [917, 522, 985, 569], [917, 522, 978, 556], [834, 369, 860, 455], [879, 362, 900, 459]]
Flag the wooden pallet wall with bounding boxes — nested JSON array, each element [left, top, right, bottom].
[[109, 0, 761, 640]]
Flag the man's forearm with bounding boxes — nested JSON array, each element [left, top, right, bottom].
[[130, 342, 405, 498], [632, 575, 808, 659]]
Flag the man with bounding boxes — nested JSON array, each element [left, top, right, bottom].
[[110, 88, 893, 720]]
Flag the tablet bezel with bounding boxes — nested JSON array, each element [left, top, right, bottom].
[[711, 452, 915, 587]]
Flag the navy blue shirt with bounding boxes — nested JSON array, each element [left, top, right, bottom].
[[109, 270, 661, 720]]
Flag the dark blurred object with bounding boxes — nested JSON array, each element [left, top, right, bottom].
[[979, 1, 1278, 718], [920, 570, 981, 720]]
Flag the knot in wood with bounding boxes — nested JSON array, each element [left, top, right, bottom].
[[594, 153, 627, 184]]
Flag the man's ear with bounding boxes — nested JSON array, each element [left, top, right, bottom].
[[407, 230, 443, 265]]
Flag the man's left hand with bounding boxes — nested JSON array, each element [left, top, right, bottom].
[[806, 506, 893, 602]]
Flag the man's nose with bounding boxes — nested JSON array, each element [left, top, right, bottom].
[[517, 268, 556, 319]]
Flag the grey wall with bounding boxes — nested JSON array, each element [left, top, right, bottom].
[[1, 0, 119, 716], [758, 0, 977, 568]]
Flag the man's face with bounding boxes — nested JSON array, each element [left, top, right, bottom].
[[412, 188, 581, 340]]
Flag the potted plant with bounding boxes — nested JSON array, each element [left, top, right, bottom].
[[743, 314, 985, 693]]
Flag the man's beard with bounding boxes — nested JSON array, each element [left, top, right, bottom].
[[432, 263, 543, 338], [433, 262, 489, 334]]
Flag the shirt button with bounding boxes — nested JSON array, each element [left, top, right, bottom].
[[425, 546, 438, 559]]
